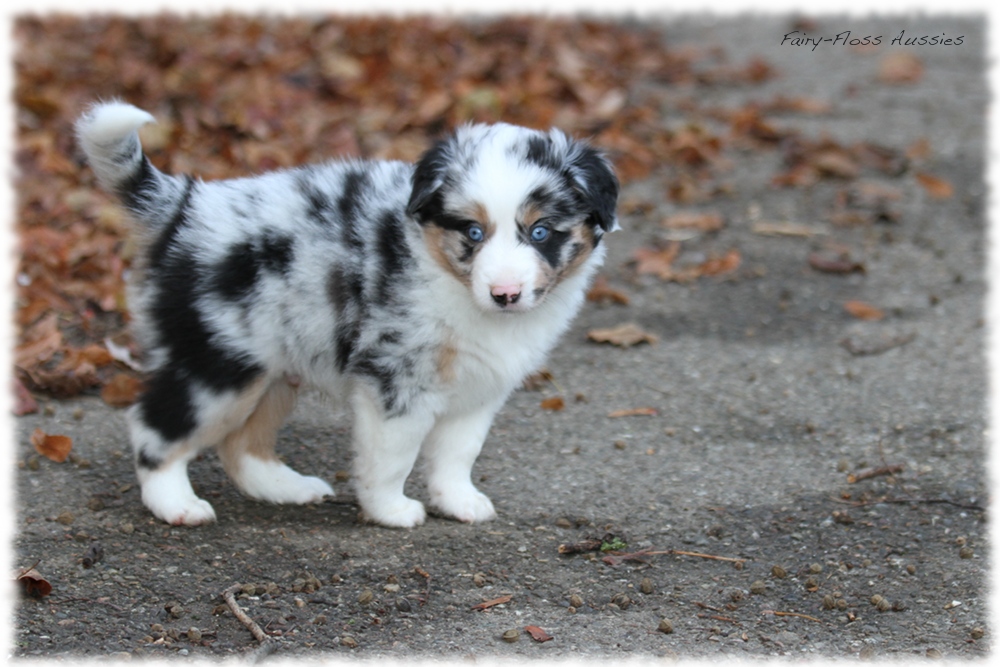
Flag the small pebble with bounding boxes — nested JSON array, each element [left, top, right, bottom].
[[959, 547, 974, 559], [358, 589, 374, 604], [657, 619, 674, 634], [610, 593, 631, 609], [294, 597, 306, 608], [312, 615, 327, 625], [187, 628, 201, 642], [836, 599, 848, 611], [569, 594, 584, 608], [809, 563, 823, 574], [771, 565, 787, 579], [502, 629, 520, 643], [970, 627, 984, 640], [640, 578, 654, 594], [877, 598, 891, 613], [750, 580, 766, 595], [804, 576, 818, 591], [555, 518, 573, 528], [72, 408, 85, 420], [340, 636, 358, 648], [906, 564, 916, 575], [241, 583, 256, 596], [27, 458, 40, 471], [56, 512, 74, 525], [955, 536, 967, 546], [472, 573, 487, 587], [926, 648, 943, 659], [822, 595, 835, 610], [87, 497, 105, 512], [395, 597, 412, 613]]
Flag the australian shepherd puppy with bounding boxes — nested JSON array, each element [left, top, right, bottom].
[[75, 101, 619, 528]]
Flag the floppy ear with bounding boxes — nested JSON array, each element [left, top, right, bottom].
[[406, 139, 452, 220], [567, 144, 620, 233]]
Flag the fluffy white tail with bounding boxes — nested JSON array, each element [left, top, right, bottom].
[[75, 101, 156, 194]]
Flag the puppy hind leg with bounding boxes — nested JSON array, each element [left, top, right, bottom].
[[128, 404, 217, 526], [217, 379, 334, 505], [129, 373, 272, 526]]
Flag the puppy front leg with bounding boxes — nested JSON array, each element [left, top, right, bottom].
[[351, 388, 435, 528], [422, 401, 503, 523]]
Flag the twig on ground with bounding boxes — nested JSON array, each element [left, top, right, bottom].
[[847, 464, 904, 483], [222, 583, 277, 662], [829, 495, 985, 512], [763, 610, 823, 623], [601, 549, 747, 566], [471, 594, 513, 611]]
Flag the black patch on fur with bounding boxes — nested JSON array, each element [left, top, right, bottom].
[[135, 449, 164, 470], [297, 173, 334, 225], [151, 253, 264, 396], [327, 266, 366, 372], [525, 135, 561, 171], [260, 234, 294, 275], [338, 170, 369, 249], [119, 154, 156, 210], [520, 227, 570, 269], [567, 147, 620, 232], [137, 367, 198, 444], [353, 352, 400, 413], [147, 176, 196, 271], [374, 211, 411, 302], [407, 140, 452, 219], [213, 233, 294, 301], [213, 241, 259, 301]]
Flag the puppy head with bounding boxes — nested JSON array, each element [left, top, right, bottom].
[[407, 123, 619, 313]]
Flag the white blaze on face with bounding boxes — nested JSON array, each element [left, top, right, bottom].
[[459, 143, 552, 313]]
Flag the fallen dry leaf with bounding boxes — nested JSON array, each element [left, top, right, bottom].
[[471, 594, 513, 611], [915, 172, 954, 199], [586, 323, 659, 348], [522, 369, 555, 391], [100, 372, 144, 407], [634, 243, 681, 280], [586, 275, 630, 305], [16, 567, 52, 598], [524, 625, 554, 643], [12, 377, 39, 416], [698, 249, 742, 277], [878, 51, 924, 84], [30, 428, 72, 463], [808, 252, 865, 274], [843, 300, 885, 321], [608, 407, 658, 418], [662, 211, 724, 232], [751, 221, 825, 237], [540, 396, 566, 411]]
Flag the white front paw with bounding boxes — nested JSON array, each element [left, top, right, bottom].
[[430, 485, 497, 523], [360, 496, 427, 528], [144, 491, 217, 526]]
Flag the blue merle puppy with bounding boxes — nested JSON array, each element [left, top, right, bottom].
[[75, 101, 619, 528]]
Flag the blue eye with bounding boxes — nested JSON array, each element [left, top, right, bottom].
[[530, 225, 550, 243], [467, 224, 485, 243]]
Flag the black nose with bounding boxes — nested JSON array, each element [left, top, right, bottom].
[[491, 291, 521, 306]]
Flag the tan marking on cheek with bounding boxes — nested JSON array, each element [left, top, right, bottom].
[[423, 225, 472, 286], [564, 226, 597, 274]]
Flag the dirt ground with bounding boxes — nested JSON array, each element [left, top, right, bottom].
[[9, 14, 990, 662]]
